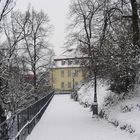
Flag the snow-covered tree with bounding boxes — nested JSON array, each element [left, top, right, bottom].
[[68, 0, 140, 96], [0, 8, 54, 116], [100, 0, 140, 94], [22, 9, 54, 91]]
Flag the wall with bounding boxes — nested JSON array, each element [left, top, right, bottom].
[[50, 67, 84, 93]]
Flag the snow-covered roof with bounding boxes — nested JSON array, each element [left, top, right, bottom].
[[54, 48, 88, 61], [52, 48, 88, 68]]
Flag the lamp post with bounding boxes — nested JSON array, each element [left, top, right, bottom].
[[72, 71, 75, 92], [73, 78, 75, 91], [91, 70, 98, 117]]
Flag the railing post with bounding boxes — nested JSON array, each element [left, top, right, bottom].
[[27, 107, 30, 134], [17, 114, 20, 140], [0, 91, 54, 140]]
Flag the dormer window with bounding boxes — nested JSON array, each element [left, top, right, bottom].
[[53, 61, 56, 66], [61, 60, 65, 65], [75, 59, 79, 65], [68, 60, 72, 65]]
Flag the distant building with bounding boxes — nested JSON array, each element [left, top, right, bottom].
[[50, 48, 88, 94]]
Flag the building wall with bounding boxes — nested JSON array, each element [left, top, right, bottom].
[[50, 67, 84, 93]]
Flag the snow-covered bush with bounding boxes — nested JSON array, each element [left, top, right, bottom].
[[75, 79, 140, 136], [99, 86, 140, 134]]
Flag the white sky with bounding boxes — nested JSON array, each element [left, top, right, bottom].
[[15, 0, 71, 56]]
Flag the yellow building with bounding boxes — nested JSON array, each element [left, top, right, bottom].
[[50, 49, 87, 94]]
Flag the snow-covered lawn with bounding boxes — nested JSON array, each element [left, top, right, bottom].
[[77, 82, 140, 138], [102, 95, 140, 136], [27, 95, 138, 140]]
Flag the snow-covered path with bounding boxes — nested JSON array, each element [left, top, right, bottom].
[[27, 95, 138, 140]]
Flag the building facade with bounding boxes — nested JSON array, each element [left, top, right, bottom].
[[50, 49, 86, 93]]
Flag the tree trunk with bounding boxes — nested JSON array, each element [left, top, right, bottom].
[[94, 69, 97, 103], [33, 68, 37, 90], [130, 0, 139, 45]]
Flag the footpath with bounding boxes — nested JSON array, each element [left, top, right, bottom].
[[27, 95, 138, 140]]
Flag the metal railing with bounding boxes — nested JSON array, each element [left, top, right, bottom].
[[0, 91, 55, 140]]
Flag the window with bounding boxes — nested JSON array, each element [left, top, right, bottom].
[[74, 70, 79, 77], [61, 82, 64, 89], [61, 60, 65, 65], [68, 82, 71, 88], [68, 60, 72, 65], [68, 70, 71, 77], [75, 82, 78, 88], [53, 61, 56, 66], [61, 70, 64, 77], [75, 59, 79, 65]]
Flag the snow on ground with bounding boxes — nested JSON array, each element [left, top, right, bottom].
[[102, 93, 140, 136], [27, 95, 138, 140], [77, 81, 140, 137]]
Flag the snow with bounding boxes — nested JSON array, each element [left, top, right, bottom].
[[77, 81, 140, 138], [27, 95, 138, 140], [52, 48, 88, 68], [102, 94, 140, 137], [53, 60, 80, 68], [54, 48, 87, 60], [77, 82, 109, 108]]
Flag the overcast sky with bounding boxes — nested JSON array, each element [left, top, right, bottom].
[[16, 0, 71, 55]]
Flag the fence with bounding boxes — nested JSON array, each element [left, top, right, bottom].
[[0, 91, 54, 140]]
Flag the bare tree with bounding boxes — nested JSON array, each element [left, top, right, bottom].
[[0, 0, 15, 117], [2, 11, 30, 67], [0, 10, 33, 113], [0, 0, 15, 22], [68, 0, 140, 116], [0, 3, 53, 116], [68, 0, 105, 116], [22, 9, 53, 92]]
